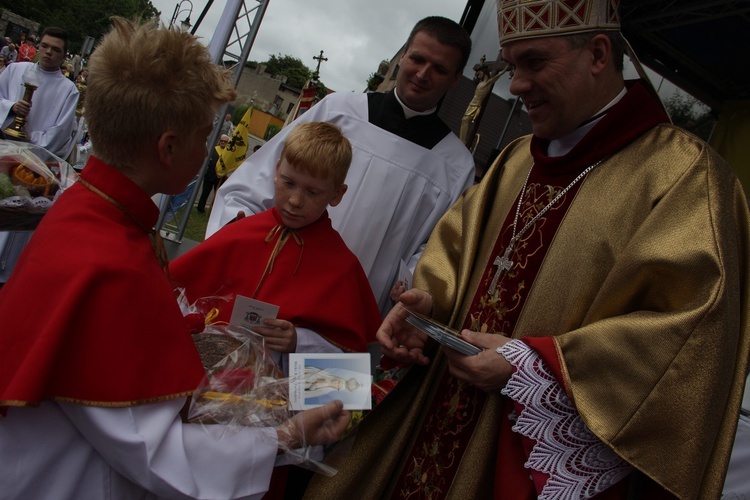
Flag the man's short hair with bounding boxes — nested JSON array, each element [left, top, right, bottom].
[[405, 16, 472, 73], [85, 17, 236, 167], [40, 27, 68, 54], [567, 31, 624, 72], [280, 122, 352, 188]]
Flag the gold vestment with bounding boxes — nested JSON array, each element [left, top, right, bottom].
[[306, 125, 750, 499]]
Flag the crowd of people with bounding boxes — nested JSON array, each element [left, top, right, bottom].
[[0, 1, 748, 498]]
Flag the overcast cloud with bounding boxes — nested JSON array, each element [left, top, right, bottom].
[[151, 0, 470, 93]]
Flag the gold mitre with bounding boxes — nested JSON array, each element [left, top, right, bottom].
[[497, 0, 621, 44]]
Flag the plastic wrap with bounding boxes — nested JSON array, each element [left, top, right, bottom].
[[176, 289, 343, 476], [188, 323, 289, 428], [0, 140, 77, 230]]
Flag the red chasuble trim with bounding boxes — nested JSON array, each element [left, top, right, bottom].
[[0, 157, 206, 415]]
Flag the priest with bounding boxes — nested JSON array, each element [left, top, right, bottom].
[[0, 27, 78, 158], [208, 16, 476, 316], [304, 0, 750, 498]]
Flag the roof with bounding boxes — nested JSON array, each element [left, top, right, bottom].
[[620, 0, 750, 110]]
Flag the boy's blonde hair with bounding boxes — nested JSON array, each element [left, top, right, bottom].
[[280, 122, 352, 187], [85, 17, 236, 166]]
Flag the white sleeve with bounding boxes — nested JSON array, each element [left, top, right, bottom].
[[276, 327, 343, 376], [498, 340, 633, 499], [28, 86, 79, 157], [0, 65, 18, 125], [295, 327, 343, 354], [59, 398, 278, 500]]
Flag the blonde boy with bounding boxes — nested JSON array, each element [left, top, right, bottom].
[[172, 122, 381, 373]]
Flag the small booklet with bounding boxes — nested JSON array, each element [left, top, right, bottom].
[[404, 309, 481, 356], [288, 353, 372, 410]]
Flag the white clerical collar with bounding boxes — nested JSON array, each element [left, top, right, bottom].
[[547, 86, 627, 158], [393, 89, 437, 119]]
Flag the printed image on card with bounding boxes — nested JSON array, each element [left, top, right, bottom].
[[288, 353, 372, 410], [229, 295, 279, 330]]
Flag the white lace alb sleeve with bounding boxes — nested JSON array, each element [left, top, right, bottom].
[[499, 340, 633, 499]]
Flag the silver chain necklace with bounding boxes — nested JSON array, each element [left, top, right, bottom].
[[488, 158, 607, 294]]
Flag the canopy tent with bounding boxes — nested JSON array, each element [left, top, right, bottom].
[[619, 0, 750, 193]]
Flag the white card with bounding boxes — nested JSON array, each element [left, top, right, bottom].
[[229, 295, 279, 330], [288, 353, 372, 410]]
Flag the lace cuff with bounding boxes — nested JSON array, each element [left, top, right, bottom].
[[499, 340, 632, 499]]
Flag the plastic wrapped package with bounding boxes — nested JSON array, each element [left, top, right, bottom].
[[176, 289, 341, 476], [0, 140, 77, 230], [188, 323, 289, 429]]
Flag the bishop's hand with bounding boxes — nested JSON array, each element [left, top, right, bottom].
[[377, 288, 432, 366], [444, 331, 513, 393]]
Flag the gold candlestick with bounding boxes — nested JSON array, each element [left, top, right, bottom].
[[3, 82, 39, 141]]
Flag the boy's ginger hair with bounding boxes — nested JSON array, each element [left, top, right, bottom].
[[85, 17, 236, 167], [280, 122, 352, 187]]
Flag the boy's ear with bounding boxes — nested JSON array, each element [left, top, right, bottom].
[[157, 131, 180, 167], [329, 184, 347, 207]]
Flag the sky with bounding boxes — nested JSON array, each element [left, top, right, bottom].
[[148, 0, 698, 109], [150, 0, 469, 94]]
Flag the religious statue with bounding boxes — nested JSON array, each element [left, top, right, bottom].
[[459, 61, 510, 147], [303, 366, 363, 398]]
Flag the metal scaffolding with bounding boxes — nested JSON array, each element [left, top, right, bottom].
[[155, 0, 271, 245]]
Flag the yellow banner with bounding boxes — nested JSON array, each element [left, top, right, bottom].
[[216, 106, 253, 178]]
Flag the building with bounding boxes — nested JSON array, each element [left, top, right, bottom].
[[234, 63, 302, 122], [0, 10, 40, 45]]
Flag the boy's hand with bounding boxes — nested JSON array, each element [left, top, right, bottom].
[[253, 318, 297, 353], [276, 400, 350, 449]]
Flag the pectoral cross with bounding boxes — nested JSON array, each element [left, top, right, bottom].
[[489, 243, 514, 294]]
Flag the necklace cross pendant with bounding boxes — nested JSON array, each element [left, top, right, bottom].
[[489, 244, 514, 294]]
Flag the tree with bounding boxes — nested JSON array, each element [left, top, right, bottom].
[[7, 0, 161, 54], [263, 54, 311, 90], [664, 91, 715, 141], [261, 53, 329, 99]]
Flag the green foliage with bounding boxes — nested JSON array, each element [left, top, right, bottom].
[[232, 104, 249, 125], [263, 54, 312, 90], [265, 124, 281, 141], [6, 0, 160, 54], [664, 91, 715, 141]]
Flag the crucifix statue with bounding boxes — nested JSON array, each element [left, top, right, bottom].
[[460, 55, 510, 148], [312, 50, 328, 82]]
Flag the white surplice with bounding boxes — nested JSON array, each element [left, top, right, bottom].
[[0, 62, 79, 157], [208, 92, 475, 315], [0, 399, 278, 499]]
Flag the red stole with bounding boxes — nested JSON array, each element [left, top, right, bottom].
[[391, 81, 669, 498], [170, 207, 379, 352], [0, 157, 205, 414]]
